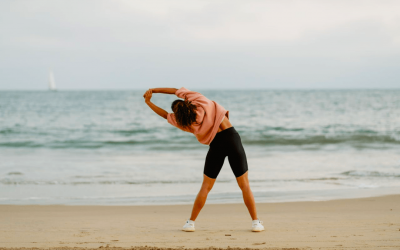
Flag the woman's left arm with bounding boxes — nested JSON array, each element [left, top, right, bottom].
[[143, 89, 168, 119]]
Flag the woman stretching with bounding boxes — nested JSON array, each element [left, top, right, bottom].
[[143, 87, 264, 232]]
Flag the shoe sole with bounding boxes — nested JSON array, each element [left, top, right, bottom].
[[252, 228, 264, 232], [182, 228, 195, 232]]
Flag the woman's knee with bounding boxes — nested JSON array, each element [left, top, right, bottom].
[[236, 171, 250, 190], [238, 181, 250, 191], [199, 175, 215, 193], [200, 183, 213, 193]]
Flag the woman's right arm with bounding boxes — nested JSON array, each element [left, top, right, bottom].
[[151, 88, 178, 95]]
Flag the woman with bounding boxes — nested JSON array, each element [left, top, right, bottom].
[[143, 87, 264, 232]]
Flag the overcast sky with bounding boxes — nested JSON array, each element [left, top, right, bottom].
[[1, 0, 399, 90]]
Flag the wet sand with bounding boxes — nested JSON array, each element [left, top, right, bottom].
[[1, 195, 399, 250]]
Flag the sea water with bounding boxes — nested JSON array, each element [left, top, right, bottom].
[[0, 90, 399, 205]]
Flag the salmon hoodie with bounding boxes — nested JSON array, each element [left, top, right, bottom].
[[167, 87, 229, 145]]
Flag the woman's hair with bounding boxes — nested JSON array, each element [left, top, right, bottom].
[[171, 99, 197, 130]]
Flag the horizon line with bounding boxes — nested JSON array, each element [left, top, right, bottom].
[[1, 87, 400, 91]]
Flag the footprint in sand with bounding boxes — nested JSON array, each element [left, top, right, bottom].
[[73, 231, 90, 237], [252, 242, 266, 245]]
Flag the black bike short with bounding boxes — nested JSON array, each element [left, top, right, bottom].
[[203, 127, 248, 179]]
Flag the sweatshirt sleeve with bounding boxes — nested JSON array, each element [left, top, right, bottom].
[[175, 87, 208, 103]]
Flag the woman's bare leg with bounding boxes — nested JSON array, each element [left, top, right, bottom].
[[236, 171, 258, 220], [189, 174, 216, 221]]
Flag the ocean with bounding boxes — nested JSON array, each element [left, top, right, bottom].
[[0, 90, 399, 205]]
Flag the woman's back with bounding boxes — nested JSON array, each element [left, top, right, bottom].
[[167, 87, 229, 145]]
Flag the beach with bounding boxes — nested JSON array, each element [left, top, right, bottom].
[[2, 1, 400, 249], [1, 194, 399, 250]]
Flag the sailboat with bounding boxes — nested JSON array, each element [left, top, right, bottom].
[[48, 70, 57, 91]]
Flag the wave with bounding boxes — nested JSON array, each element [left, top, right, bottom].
[[0, 139, 171, 149], [0, 133, 399, 149], [3, 172, 398, 186], [7, 172, 23, 175], [1, 123, 399, 149], [0, 179, 204, 185], [340, 170, 400, 178], [241, 134, 400, 146]]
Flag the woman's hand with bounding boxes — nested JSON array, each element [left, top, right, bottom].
[[143, 89, 153, 103], [143, 89, 168, 119]]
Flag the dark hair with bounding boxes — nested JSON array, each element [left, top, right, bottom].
[[171, 99, 197, 130]]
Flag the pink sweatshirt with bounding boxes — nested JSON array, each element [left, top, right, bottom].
[[167, 87, 229, 145]]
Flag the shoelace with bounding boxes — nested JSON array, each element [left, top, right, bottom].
[[253, 220, 263, 226], [185, 221, 194, 227]]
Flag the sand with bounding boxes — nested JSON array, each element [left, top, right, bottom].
[[1, 195, 399, 250]]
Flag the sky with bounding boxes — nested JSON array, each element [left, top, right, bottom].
[[0, 0, 399, 90]]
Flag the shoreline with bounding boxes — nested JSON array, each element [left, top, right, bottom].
[[1, 194, 399, 250], [2, 186, 399, 206]]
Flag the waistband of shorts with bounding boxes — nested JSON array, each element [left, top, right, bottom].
[[210, 127, 238, 145], [216, 126, 238, 136]]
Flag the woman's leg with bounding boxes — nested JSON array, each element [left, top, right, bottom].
[[236, 171, 258, 220], [189, 174, 216, 221]]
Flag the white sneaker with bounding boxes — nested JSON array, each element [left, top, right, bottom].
[[252, 219, 264, 232], [182, 219, 195, 232]]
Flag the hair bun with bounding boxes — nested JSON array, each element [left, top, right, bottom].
[[171, 99, 197, 130]]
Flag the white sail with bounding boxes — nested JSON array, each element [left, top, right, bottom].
[[48, 70, 57, 91]]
